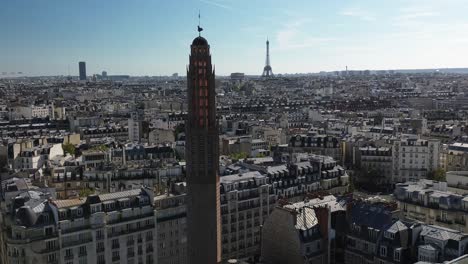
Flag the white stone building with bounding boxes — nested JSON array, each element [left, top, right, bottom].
[[392, 138, 440, 182]]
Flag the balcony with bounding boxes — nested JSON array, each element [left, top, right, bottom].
[[107, 211, 154, 225], [62, 237, 93, 248], [436, 217, 454, 225]]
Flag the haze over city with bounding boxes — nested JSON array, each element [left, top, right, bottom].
[[2, 0, 468, 76]]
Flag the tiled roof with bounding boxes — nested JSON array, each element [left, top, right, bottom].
[[54, 199, 85, 209], [99, 188, 143, 202]]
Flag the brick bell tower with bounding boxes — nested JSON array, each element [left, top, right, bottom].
[[185, 24, 221, 264]]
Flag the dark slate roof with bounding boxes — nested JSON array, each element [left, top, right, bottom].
[[192, 36, 208, 46], [350, 202, 393, 230], [15, 206, 37, 227]]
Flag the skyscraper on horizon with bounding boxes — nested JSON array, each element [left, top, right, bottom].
[[185, 33, 221, 264], [79, 61, 86, 81]]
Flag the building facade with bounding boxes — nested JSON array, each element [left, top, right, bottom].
[[79, 61, 86, 81], [392, 138, 440, 182], [185, 34, 221, 264], [394, 180, 468, 233], [2, 187, 157, 264], [220, 171, 276, 261]]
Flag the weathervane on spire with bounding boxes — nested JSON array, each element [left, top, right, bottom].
[[197, 10, 203, 36]]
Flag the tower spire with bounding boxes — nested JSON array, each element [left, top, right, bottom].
[[197, 10, 203, 36], [262, 38, 274, 77]]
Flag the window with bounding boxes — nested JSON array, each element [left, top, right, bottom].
[[45, 227, 53, 236], [112, 239, 120, 249], [146, 231, 153, 241], [46, 240, 56, 250], [79, 246, 87, 256], [394, 250, 401, 262], [97, 242, 104, 252], [47, 253, 57, 262], [380, 246, 387, 257], [128, 247, 135, 257], [384, 231, 395, 239], [112, 251, 120, 261], [96, 230, 104, 240], [97, 254, 105, 264]]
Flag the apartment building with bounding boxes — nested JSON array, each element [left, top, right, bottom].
[[262, 194, 346, 264], [444, 143, 468, 172], [14, 143, 64, 170], [154, 187, 187, 264], [81, 126, 128, 142], [83, 166, 183, 193], [394, 180, 468, 233], [2, 187, 157, 264], [357, 146, 393, 184], [289, 134, 343, 163], [392, 138, 440, 182], [262, 204, 330, 264], [220, 171, 276, 261]]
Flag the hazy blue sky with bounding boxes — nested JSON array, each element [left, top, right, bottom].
[[1, 0, 468, 76]]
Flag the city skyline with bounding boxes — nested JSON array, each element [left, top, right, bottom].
[[2, 0, 468, 76]]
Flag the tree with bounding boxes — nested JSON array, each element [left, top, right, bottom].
[[62, 143, 76, 156], [230, 152, 248, 161], [374, 112, 384, 126], [427, 167, 446, 182], [174, 123, 185, 139], [79, 188, 94, 197]]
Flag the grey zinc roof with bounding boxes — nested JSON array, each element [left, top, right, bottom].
[[220, 171, 264, 183], [387, 220, 408, 233], [421, 225, 466, 241]]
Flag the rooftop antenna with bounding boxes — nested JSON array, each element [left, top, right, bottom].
[[197, 10, 203, 36]]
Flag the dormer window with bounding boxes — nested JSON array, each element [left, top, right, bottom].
[[385, 231, 395, 239], [91, 204, 101, 214], [43, 214, 49, 223]]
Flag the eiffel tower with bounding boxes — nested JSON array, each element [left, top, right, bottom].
[[262, 38, 274, 77]]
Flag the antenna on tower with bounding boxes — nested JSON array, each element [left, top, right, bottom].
[[197, 10, 203, 36]]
